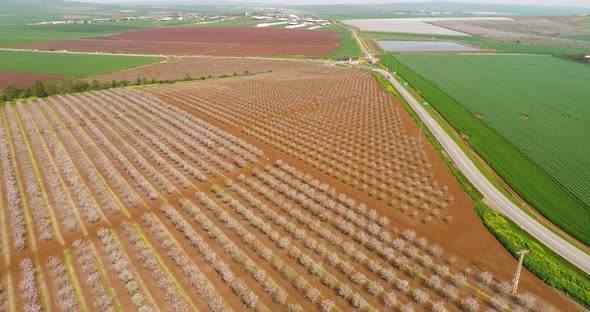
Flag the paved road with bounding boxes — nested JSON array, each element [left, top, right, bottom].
[[373, 67, 590, 274], [349, 29, 377, 63]]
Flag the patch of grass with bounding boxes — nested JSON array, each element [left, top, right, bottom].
[[475, 204, 590, 308], [322, 24, 363, 59], [379, 54, 590, 246], [0, 50, 161, 77]]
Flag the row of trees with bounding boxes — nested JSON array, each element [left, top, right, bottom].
[[24, 101, 80, 232], [2, 106, 27, 251], [60, 96, 147, 206], [1, 79, 129, 103], [142, 212, 229, 312], [11, 103, 54, 241], [0, 70, 261, 103], [97, 228, 151, 309], [160, 203, 263, 310], [73, 239, 115, 311]]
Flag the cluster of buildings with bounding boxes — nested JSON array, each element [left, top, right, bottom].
[[390, 10, 453, 16], [27, 13, 237, 26], [250, 12, 330, 29]]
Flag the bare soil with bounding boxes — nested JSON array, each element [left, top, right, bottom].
[[0, 71, 68, 89], [14, 27, 344, 57], [88, 57, 305, 83]]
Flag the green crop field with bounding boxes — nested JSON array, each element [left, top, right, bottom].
[[0, 24, 144, 47], [0, 18, 260, 47], [0, 50, 161, 77], [380, 54, 590, 245], [565, 34, 590, 42], [322, 25, 363, 58]]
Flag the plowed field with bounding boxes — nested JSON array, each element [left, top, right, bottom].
[[89, 57, 306, 83], [15, 27, 344, 57], [0, 71, 67, 88]]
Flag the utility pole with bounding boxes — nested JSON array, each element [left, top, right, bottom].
[[511, 249, 529, 295]]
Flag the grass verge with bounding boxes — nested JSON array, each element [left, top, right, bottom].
[[369, 68, 590, 309], [476, 204, 590, 308]]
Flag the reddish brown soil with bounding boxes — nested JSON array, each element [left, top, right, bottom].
[[143, 66, 581, 310], [0, 62, 583, 311], [88, 57, 304, 83], [15, 27, 343, 56], [0, 71, 67, 89]]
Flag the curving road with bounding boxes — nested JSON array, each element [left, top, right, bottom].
[[374, 67, 590, 274]]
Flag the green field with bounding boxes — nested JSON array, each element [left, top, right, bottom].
[[322, 25, 363, 58], [363, 31, 590, 55], [380, 54, 590, 245], [0, 24, 144, 47], [0, 18, 259, 47], [564, 34, 590, 42], [0, 50, 161, 77]]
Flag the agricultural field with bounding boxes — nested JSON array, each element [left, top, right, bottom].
[[89, 57, 304, 83], [359, 15, 590, 56], [321, 25, 364, 58], [0, 72, 68, 88], [13, 27, 344, 57], [0, 50, 161, 89], [0, 24, 147, 47], [343, 18, 512, 36], [431, 17, 590, 51], [0, 18, 261, 47], [0, 62, 577, 311], [363, 31, 590, 55], [380, 53, 590, 246]]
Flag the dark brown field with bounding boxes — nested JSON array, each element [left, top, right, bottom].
[[0, 71, 67, 89], [15, 27, 343, 56]]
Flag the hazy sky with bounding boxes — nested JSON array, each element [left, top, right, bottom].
[[78, 0, 590, 7]]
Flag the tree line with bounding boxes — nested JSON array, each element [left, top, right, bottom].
[[1, 70, 258, 103]]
